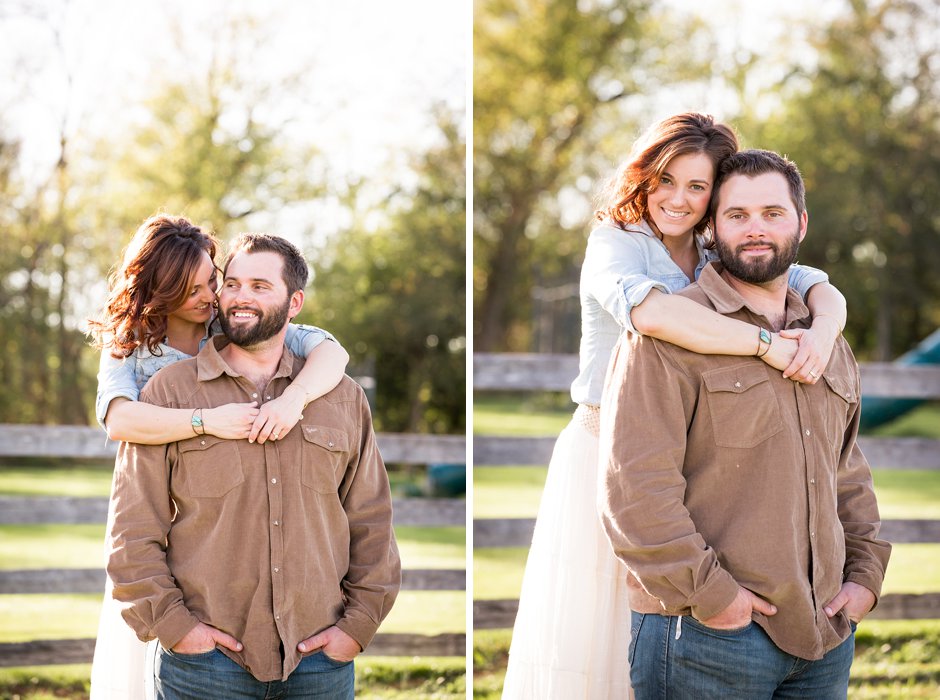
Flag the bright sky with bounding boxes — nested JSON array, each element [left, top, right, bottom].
[[0, 0, 467, 186]]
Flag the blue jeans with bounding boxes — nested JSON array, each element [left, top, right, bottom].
[[629, 612, 855, 700], [154, 646, 355, 699]]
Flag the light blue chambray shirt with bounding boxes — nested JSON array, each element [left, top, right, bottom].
[[570, 220, 829, 406], [95, 320, 337, 428]]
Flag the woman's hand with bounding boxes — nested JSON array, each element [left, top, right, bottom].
[[203, 402, 260, 440], [758, 333, 798, 374], [778, 317, 840, 385], [249, 384, 306, 444]]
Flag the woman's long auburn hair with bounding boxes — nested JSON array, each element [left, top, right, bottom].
[[594, 113, 739, 238], [88, 215, 219, 358]]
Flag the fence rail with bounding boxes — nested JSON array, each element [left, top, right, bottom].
[[0, 427, 467, 665], [473, 353, 940, 626]]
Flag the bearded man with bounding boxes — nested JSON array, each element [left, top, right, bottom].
[[106, 233, 400, 699], [599, 150, 891, 699]]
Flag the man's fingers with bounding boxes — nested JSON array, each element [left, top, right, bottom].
[[824, 591, 848, 617], [747, 591, 778, 616], [209, 628, 243, 652], [298, 633, 325, 653]]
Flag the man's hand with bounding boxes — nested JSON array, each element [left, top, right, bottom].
[[171, 622, 243, 654], [824, 581, 876, 623], [697, 586, 777, 630], [297, 625, 361, 662]]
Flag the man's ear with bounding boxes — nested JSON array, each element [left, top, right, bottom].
[[798, 210, 808, 243], [287, 290, 305, 319]]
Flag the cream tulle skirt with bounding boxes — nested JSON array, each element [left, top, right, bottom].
[[501, 408, 632, 699], [89, 576, 154, 700]]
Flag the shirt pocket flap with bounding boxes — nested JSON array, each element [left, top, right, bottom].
[[179, 434, 230, 453], [176, 435, 244, 498], [702, 363, 770, 394], [301, 425, 349, 452], [822, 373, 857, 404]]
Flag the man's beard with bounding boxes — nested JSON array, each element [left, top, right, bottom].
[[714, 228, 801, 284], [218, 297, 291, 347]]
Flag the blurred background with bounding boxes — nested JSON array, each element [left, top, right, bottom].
[[0, 0, 466, 697], [472, 1, 940, 697]]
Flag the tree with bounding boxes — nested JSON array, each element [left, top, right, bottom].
[[473, 0, 711, 351], [303, 111, 465, 434], [736, 0, 940, 359]]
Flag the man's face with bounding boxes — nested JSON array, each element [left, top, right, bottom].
[[712, 172, 808, 284], [218, 251, 296, 348]]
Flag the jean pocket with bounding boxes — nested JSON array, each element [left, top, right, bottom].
[[627, 612, 644, 666], [684, 616, 753, 638], [318, 650, 354, 667], [162, 645, 218, 660]]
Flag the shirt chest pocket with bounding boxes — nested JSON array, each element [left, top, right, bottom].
[[702, 363, 783, 449], [176, 435, 245, 498], [819, 372, 857, 443], [300, 425, 349, 494]]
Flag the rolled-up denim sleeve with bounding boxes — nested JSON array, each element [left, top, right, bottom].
[[96, 350, 140, 429], [583, 228, 669, 335], [787, 264, 829, 300], [284, 323, 340, 358]]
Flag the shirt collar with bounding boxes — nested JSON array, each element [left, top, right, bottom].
[[196, 334, 298, 382], [696, 261, 810, 328]]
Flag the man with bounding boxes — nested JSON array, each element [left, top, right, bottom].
[[107, 234, 401, 698], [599, 150, 891, 698]]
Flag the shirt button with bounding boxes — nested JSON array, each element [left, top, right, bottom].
[[271, 478, 277, 484], [273, 520, 279, 526], [252, 393, 258, 398], [811, 532, 815, 538], [810, 479, 816, 484], [734, 381, 741, 388], [805, 429, 811, 436], [266, 396, 272, 400], [274, 567, 279, 573], [200, 440, 206, 446], [328, 441, 334, 448], [275, 615, 280, 620]]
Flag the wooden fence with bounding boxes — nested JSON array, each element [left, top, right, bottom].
[[0, 426, 467, 667], [473, 353, 940, 628]]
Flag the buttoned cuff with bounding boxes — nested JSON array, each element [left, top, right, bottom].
[[334, 609, 379, 651], [687, 568, 740, 621], [151, 604, 201, 650]]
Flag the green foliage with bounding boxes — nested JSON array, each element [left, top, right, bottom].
[[304, 111, 466, 433], [732, 0, 940, 360], [473, 0, 709, 351]]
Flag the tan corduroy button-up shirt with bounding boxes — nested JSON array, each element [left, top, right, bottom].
[[106, 336, 401, 682], [600, 262, 891, 661]]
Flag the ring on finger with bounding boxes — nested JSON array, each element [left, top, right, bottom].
[[272, 431, 280, 439], [809, 369, 819, 379]]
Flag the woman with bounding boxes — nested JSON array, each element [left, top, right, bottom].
[[501, 113, 846, 699], [87, 214, 349, 700]]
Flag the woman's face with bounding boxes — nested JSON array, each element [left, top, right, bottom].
[[168, 251, 218, 326], [646, 152, 715, 241]]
